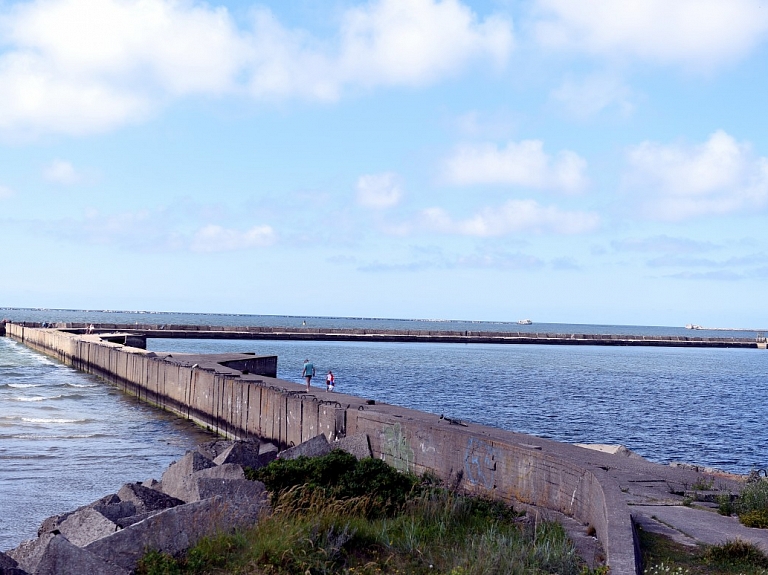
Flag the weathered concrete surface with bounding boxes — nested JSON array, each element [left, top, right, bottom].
[[34, 320, 764, 349], [7, 533, 55, 574], [85, 494, 268, 571], [56, 507, 119, 547], [278, 433, 332, 460], [0, 550, 27, 575], [34, 535, 129, 575], [334, 433, 372, 460], [9, 322, 758, 574]]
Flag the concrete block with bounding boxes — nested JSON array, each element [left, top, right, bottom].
[[35, 535, 129, 575], [194, 478, 268, 510], [334, 433, 372, 460], [160, 451, 217, 502], [56, 507, 119, 547], [85, 495, 269, 572], [91, 501, 137, 524], [7, 533, 55, 574], [198, 440, 236, 461], [117, 482, 184, 513], [214, 441, 274, 470], [0, 551, 27, 575], [278, 433, 331, 460]]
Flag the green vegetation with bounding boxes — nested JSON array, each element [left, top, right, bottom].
[[716, 479, 768, 528], [639, 527, 768, 575], [137, 450, 604, 574]]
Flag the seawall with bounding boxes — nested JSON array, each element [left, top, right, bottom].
[[14, 321, 763, 348], [6, 323, 651, 573]]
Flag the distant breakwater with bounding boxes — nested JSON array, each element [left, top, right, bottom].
[[12, 321, 766, 349]]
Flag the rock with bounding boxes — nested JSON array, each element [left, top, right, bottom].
[[56, 507, 119, 547], [334, 433, 372, 460], [0, 551, 27, 575], [34, 535, 128, 575], [194, 478, 268, 512], [85, 493, 269, 572], [91, 501, 137, 524], [7, 533, 55, 574], [197, 440, 236, 460], [142, 478, 161, 489], [160, 451, 217, 502], [38, 494, 123, 536], [117, 482, 184, 513], [182, 464, 245, 502], [278, 434, 331, 460], [214, 441, 273, 470], [259, 442, 279, 456]]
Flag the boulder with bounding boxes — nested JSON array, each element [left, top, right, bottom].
[[213, 441, 274, 470], [160, 451, 217, 502], [34, 535, 128, 575], [197, 440, 235, 460], [0, 551, 27, 575], [278, 434, 331, 460], [117, 482, 184, 513], [91, 501, 137, 524], [85, 492, 269, 572], [7, 533, 55, 574], [334, 433, 372, 460], [182, 464, 245, 503], [194, 478, 268, 512], [56, 507, 119, 547]]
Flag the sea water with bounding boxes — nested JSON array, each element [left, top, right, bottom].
[[1, 308, 767, 550], [0, 336, 215, 551]]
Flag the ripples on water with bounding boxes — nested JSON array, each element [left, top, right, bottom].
[[0, 338, 215, 551], [148, 338, 768, 477]]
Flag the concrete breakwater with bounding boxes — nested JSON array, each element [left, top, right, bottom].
[[6, 323, 745, 574], [10, 321, 765, 348]]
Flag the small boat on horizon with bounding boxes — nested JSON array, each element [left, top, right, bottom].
[[517, 319, 532, 325], [685, 324, 702, 330]]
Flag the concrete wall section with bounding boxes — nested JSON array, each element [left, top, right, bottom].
[[6, 324, 640, 573]]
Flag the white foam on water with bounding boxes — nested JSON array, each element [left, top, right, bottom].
[[21, 417, 86, 424], [8, 383, 43, 388]]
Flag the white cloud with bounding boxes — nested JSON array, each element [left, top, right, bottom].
[[356, 172, 402, 209], [0, 185, 14, 198], [43, 159, 80, 184], [534, 0, 768, 68], [337, 0, 512, 88], [0, 0, 513, 135], [625, 130, 768, 220], [190, 224, 276, 253], [419, 199, 599, 235], [550, 74, 634, 119], [442, 139, 588, 193]]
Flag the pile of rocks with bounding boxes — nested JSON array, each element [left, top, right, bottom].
[[1, 433, 372, 575], [1, 437, 277, 574]]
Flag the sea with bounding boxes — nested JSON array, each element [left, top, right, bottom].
[[2, 308, 768, 550]]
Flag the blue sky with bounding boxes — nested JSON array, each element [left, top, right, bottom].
[[2, 0, 768, 328]]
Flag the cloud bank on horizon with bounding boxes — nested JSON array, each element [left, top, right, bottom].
[[1, 0, 767, 327]]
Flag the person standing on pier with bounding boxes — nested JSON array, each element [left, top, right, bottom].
[[326, 371, 335, 392], [302, 359, 315, 391]]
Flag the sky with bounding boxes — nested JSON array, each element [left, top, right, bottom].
[[1, 0, 768, 328]]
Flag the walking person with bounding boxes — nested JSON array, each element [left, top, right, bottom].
[[326, 370, 335, 392], [302, 359, 315, 392]]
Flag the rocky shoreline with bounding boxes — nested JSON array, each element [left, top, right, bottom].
[[0, 433, 370, 575]]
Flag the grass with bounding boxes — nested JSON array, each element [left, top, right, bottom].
[[137, 450, 605, 575], [639, 527, 768, 575]]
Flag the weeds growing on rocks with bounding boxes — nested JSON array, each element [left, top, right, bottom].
[[138, 450, 604, 575]]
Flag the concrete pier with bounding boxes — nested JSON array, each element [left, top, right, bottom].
[[3, 323, 757, 574], [13, 321, 764, 349]]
